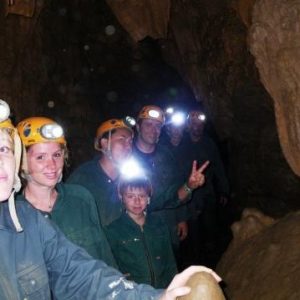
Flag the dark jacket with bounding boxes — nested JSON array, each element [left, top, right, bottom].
[[17, 183, 117, 267], [105, 212, 177, 289], [0, 200, 163, 299], [67, 158, 122, 226]]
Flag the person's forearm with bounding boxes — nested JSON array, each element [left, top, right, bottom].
[[177, 183, 193, 202]]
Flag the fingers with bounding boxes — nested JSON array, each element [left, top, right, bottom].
[[191, 160, 197, 174], [165, 287, 191, 299], [197, 160, 209, 173]]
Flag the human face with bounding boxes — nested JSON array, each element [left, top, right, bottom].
[[188, 111, 205, 140], [109, 128, 133, 164], [0, 130, 15, 202], [122, 186, 149, 218], [167, 124, 185, 146], [26, 142, 64, 189], [137, 119, 163, 147]]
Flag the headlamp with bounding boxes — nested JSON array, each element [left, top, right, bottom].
[[198, 114, 206, 121], [120, 158, 146, 180], [0, 99, 10, 122], [171, 112, 187, 126], [165, 107, 174, 115], [148, 109, 160, 119], [124, 116, 136, 127], [41, 124, 64, 140]]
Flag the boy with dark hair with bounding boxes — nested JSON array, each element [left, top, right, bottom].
[[106, 176, 178, 288]]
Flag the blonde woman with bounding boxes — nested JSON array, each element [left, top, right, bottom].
[[16, 117, 116, 266]]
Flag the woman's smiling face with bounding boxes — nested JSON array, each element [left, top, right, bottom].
[[26, 142, 64, 188]]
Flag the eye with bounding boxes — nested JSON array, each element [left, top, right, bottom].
[[0, 146, 12, 154], [53, 151, 63, 158], [36, 154, 46, 160]]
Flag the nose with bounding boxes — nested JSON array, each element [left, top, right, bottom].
[[47, 157, 56, 169], [124, 138, 132, 149], [133, 196, 142, 205]]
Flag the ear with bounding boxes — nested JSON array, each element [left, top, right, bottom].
[[100, 137, 108, 150]]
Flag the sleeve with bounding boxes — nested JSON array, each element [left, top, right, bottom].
[[38, 213, 163, 300], [176, 202, 190, 223], [160, 221, 178, 286], [148, 149, 184, 212]]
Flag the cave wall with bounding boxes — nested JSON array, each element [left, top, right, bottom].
[[249, 0, 300, 177], [1, 0, 300, 214]]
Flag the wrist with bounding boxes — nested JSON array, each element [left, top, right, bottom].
[[183, 182, 194, 194]]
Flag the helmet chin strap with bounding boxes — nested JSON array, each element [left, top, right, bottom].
[[9, 131, 23, 232], [101, 130, 115, 163]]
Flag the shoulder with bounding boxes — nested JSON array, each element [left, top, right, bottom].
[[156, 144, 175, 161], [58, 183, 97, 206], [106, 215, 125, 230], [146, 213, 167, 227], [68, 160, 97, 179]]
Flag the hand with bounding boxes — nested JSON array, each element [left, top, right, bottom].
[[159, 266, 222, 300], [177, 221, 188, 241], [187, 160, 209, 190]]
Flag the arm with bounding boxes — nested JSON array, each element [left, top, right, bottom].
[[176, 204, 189, 241]]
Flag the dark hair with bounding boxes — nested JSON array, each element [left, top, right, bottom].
[[118, 177, 152, 197]]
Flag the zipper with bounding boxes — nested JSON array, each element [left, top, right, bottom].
[[140, 226, 155, 286]]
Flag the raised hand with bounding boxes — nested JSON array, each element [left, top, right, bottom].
[[187, 160, 209, 190]]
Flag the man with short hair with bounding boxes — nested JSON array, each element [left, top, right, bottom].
[[67, 118, 134, 227]]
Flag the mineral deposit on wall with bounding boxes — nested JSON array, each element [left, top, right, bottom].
[[249, 0, 300, 176]]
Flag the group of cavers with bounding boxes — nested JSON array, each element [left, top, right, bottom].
[[0, 99, 226, 299]]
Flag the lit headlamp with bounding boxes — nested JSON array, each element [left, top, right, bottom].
[[40, 124, 64, 140], [198, 114, 206, 121], [0, 99, 10, 122], [120, 158, 146, 180], [165, 106, 174, 115], [189, 111, 206, 122], [170, 112, 187, 126], [148, 109, 160, 119], [123, 116, 136, 127]]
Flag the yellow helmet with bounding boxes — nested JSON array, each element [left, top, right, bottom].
[[137, 105, 165, 124], [95, 118, 134, 151], [0, 119, 15, 132], [17, 117, 66, 147]]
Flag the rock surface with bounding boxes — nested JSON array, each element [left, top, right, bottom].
[[217, 209, 300, 299], [249, 0, 300, 176], [178, 272, 225, 300]]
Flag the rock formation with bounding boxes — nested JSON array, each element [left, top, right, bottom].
[[217, 209, 300, 299], [249, 0, 300, 176]]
